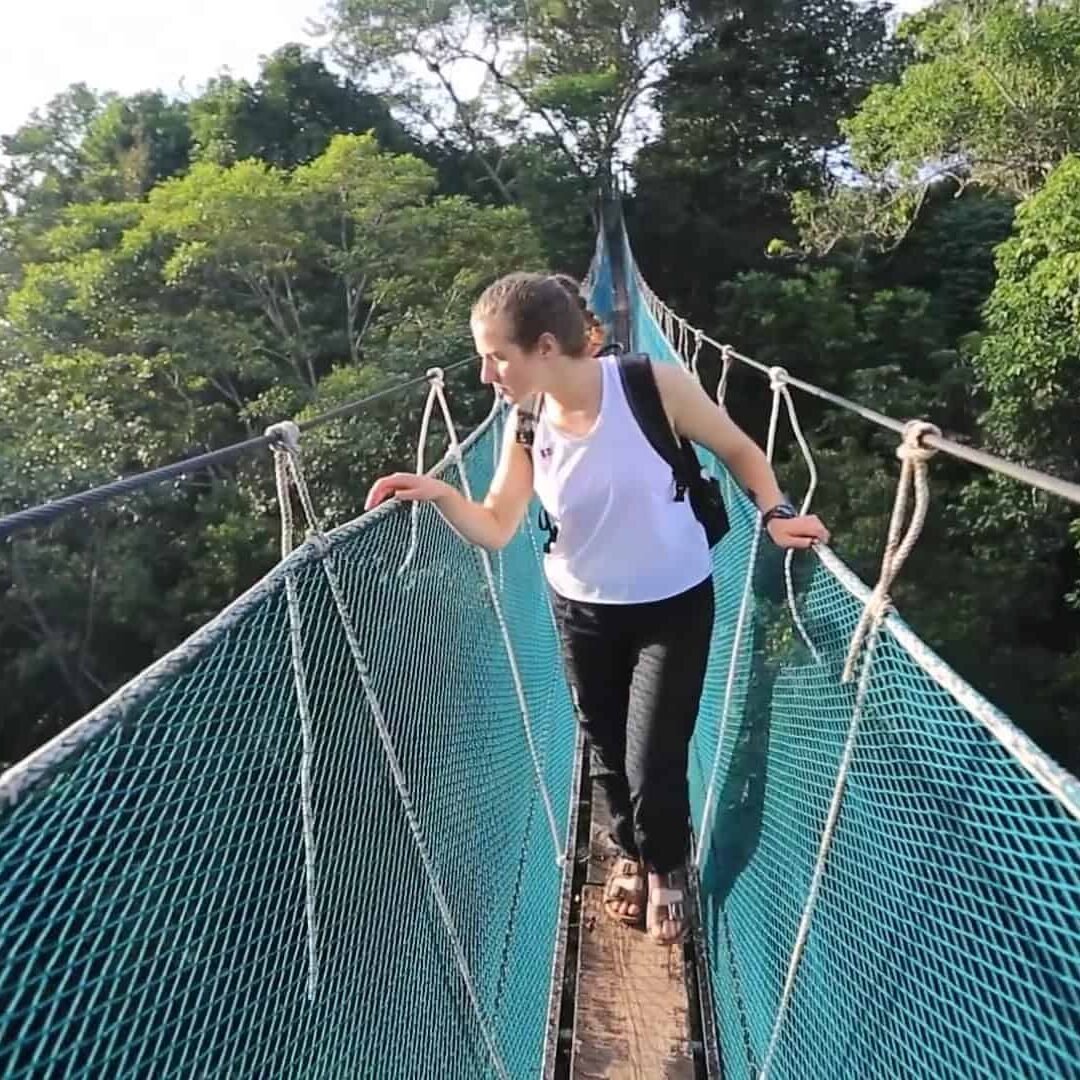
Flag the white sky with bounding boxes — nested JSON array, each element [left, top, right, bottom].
[[1, 0, 933, 139], [1, 0, 326, 137]]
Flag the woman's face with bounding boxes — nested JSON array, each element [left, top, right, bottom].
[[471, 313, 552, 403]]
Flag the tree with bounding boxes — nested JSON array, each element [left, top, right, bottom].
[[80, 92, 193, 200], [322, 0, 686, 201], [0, 84, 105, 217], [973, 154, 1080, 478], [629, 0, 901, 318], [792, 0, 1080, 254], [1, 130, 543, 766], [189, 43, 418, 168]]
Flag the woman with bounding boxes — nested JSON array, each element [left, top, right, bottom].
[[364, 272, 829, 945]]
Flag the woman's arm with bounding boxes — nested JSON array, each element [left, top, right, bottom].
[[654, 362, 830, 549], [364, 410, 535, 551]]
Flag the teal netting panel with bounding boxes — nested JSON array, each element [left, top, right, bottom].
[[0, 407, 578, 1079], [623, 227, 1080, 1079]]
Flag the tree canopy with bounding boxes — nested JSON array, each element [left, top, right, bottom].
[[2, 1, 1078, 774]]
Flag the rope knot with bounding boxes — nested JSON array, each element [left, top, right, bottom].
[[264, 420, 301, 453], [897, 420, 940, 464], [426, 367, 445, 390], [841, 419, 939, 683], [769, 366, 789, 393]]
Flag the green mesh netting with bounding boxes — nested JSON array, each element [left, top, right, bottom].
[[623, 228, 1080, 1079], [0, 407, 578, 1079]]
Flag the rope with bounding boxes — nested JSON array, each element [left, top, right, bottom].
[[706, 338, 1080, 508], [759, 610, 884, 1079], [404, 369, 566, 866], [816, 542, 1080, 822], [0, 359, 474, 541], [266, 420, 321, 1005], [267, 419, 511, 1080], [399, 368, 445, 576], [716, 345, 734, 407], [695, 376, 783, 871], [768, 368, 822, 665], [841, 420, 940, 684], [690, 329, 704, 378], [629, 270, 1080, 508]]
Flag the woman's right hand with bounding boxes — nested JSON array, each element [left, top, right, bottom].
[[364, 472, 455, 511]]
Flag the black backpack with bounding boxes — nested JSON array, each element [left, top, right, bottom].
[[515, 350, 729, 553]]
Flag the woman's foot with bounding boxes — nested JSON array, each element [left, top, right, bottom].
[[603, 856, 646, 925], [646, 868, 688, 945]]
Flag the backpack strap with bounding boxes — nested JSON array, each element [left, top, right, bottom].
[[616, 352, 697, 500], [513, 396, 559, 552], [514, 395, 543, 454]]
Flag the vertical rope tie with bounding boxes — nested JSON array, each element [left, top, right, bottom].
[[766, 367, 822, 664], [841, 420, 940, 684], [760, 590, 884, 1080], [695, 371, 785, 870], [267, 414, 511, 1078], [716, 345, 735, 406], [690, 328, 704, 377], [265, 419, 320, 1005], [402, 369, 566, 866], [399, 367, 453, 576]]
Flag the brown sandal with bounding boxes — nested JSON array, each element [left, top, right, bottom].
[[647, 871, 688, 945], [603, 856, 645, 925]]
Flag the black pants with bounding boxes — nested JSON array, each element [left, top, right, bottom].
[[551, 576, 714, 874]]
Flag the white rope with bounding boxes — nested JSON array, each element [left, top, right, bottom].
[[398, 372, 443, 576], [493, 410, 505, 591], [631, 263, 1080, 815], [690, 328, 704, 378], [266, 420, 320, 1005], [758, 614, 884, 1080], [759, 421, 939, 1071], [269, 421, 511, 1080], [815, 542, 1080, 821], [626, 267, 1080, 508], [769, 368, 822, 665], [716, 345, 735, 406], [841, 420, 940, 683], [408, 369, 565, 865], [694, 381, 783, 870]]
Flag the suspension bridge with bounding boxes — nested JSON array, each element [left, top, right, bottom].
[[1, 208, 1078, 1079]]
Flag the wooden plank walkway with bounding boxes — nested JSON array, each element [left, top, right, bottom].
[[569, 783, 697, 1078]]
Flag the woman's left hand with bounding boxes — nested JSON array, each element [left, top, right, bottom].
[[766, 514, 830, 550]]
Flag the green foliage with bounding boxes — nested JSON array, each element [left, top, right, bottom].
[[1, 122, 540, 767], [793, 0, 1080, 253], [323, 0, 682, 197], [3, 0, 1078, 780], [189, 44, 418, 168], [80, 92, 193, 200], [974, 154, 1080, 475], [630, 0, 902, 317]]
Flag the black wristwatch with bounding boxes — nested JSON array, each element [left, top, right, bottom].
[[761, 501, 797, 529]]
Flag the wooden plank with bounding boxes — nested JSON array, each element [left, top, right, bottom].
[[585, 783, 620, 886], [571, 780, 696, 1079]]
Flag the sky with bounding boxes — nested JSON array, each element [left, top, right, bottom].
[[1, 0, 327, 137], [1, 0, 933, 139]]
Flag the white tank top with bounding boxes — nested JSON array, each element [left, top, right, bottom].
[[531, 353, 712, 604]]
